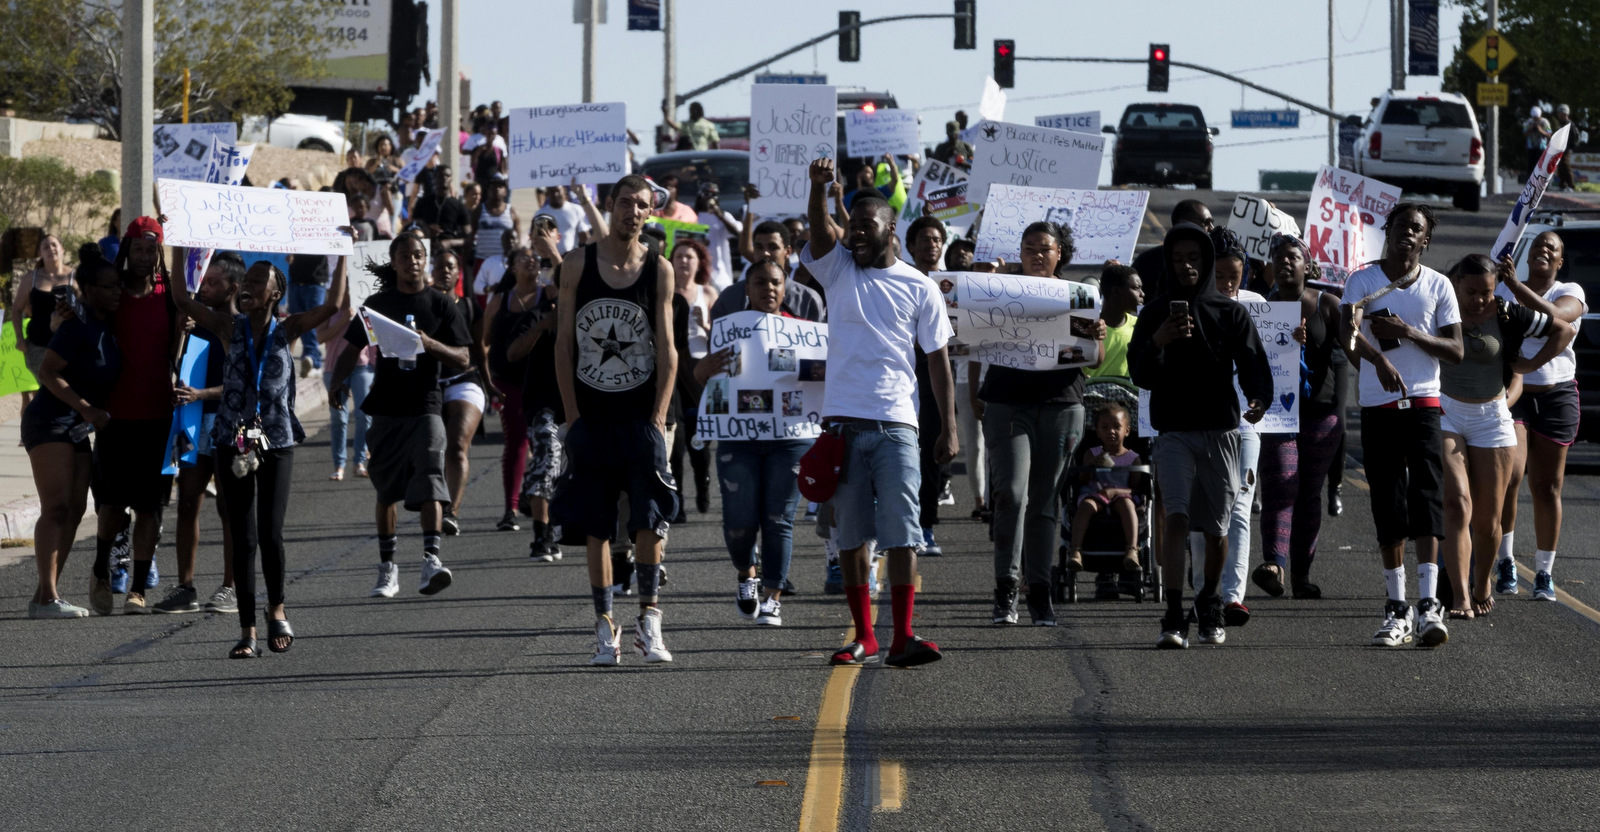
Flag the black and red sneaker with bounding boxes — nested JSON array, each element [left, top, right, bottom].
[[886, 637, 943, 667], [1223, 601, 1250, 627]]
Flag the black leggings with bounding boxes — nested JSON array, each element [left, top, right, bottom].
[[217, 446, 295, 629]]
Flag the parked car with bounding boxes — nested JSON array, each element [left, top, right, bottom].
[[1355, 90, 1484, 211], [637, 150, 751, 216], [240, 113, 347, 153], [709, 117, 750, 151], [1105, 103, 1217, 189], [1511, 208, 1600, 440]]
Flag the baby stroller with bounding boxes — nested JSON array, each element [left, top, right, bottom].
[[1052, 463, 1159, 603]]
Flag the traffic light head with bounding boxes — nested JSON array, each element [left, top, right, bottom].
[[954, 0, 976, 50], [840, 11, 861, 62], [994, 39, 1015, 88], [1148, 43, 1170, 93]]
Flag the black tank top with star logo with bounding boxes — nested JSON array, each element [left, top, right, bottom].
[[572, 240, 660, 422]]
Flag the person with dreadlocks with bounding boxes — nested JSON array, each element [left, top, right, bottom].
[[90, 216, 185, 614], [170, 248, 349, 656], [329, 232, 473, 600]]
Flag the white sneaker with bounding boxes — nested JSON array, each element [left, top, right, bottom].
[[419, 555, 453, 596], [590, 615, 621, 666], [1417, 598, 1449, 647], [30, 598, 90, 619], [370, 562, 400, 598], [737, 577, 760, 620], [1372, 601, 1416, 647], [756, 596, 783, 626], [634, 607, 674, 663]]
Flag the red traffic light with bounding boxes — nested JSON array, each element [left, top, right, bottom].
[[997, 43, 1011, 56], [1153, 48, 1166, 61]]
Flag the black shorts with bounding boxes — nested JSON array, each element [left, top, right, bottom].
[[1359, 406, 1444, 547], [92, 418, 176, 512], [366, 414, 450, 511], [1511, 381, 1580, 446], [550, 418, 678, 545], [20, 409, 90, 454]]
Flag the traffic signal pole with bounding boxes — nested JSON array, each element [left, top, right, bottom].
[[1017, 55, 1343, 120]]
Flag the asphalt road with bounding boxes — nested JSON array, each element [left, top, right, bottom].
[[6, 196, 1600, 831]]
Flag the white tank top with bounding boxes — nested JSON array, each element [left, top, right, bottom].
[[1498, 281, 1587, 385], [686, 289, 712, 359]]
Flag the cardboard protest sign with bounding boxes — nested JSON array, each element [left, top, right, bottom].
[[895, 159, 970, 260], [1136, 300, 1300, 437], [157, 180, 354, 256], [1303, 165, 1402, 286], [926, 183, 977, 222], [0, 318, 40, 397], [1491, 123, 1571, 261], [1227, 194, 1303, 261], [937, 271, 1101, 370], [1035, 111, 1100, 134], [974, 184, 1148, 264], [966, 121, 1105, 205], [507, 103, 629, 188], [748, 85, 837, 216], [695, 311, 828, 442], [153, 123, 238, 182], [844, 108, 921, 158], [397, 129, 444, 185]]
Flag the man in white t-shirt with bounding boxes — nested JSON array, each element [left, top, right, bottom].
[[532, 187, 592, 254], [801, 157, 956, 669], [1340, 203, 1463, 650], [692, 182, 742, 290]]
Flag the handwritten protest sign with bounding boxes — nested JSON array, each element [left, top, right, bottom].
[[936, 271, 1101, 370], [1035, 111, 1101, 134], [345, 238, 432, 312], [748, 85, 837, 217], [1136, 300, 1299, 436], [844, 108, 921, 158], [153, 123, 238, 182], [966, 121, 1105, 205], [1303, 165, 1402, 286], [397, 129, 444, 185], [507, 103, 629, 188], [1227, 194, 1302, 261], [695, 311, 828, 442], [926, 183, 977, 222], [184, 137, 260, 290], [0, 318, 40, 397], [1492, 123, 1570, 261], [157, 180, 354, 256], [974, 184, 1148, 264], [895, 159, 970, 259]]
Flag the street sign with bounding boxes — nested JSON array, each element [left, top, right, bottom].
[[1231, 110, 1300, 129], [754, 73, 828, 85], [1477, 83, 1509, 107], [1467, 30, 1517, 76]]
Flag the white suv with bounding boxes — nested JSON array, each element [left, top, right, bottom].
[[1356, 91, 1484, 212], [240, 113, 347, 153]]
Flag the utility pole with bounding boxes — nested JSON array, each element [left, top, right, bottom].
[[1390, 0, 1406, 91], [663, 0, 676, 145], [121, 0, 153, 224], [1486, 0, 1500, 194], [1328, 0, 1336, 166], [440, 0, 460, 189], [582, 0, 599, 102]]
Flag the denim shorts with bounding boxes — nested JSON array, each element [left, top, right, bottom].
[[826, 422, 922, 552]]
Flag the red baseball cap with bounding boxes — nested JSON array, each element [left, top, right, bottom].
[[125, 215, 163, 243]]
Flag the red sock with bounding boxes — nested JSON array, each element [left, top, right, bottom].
[[890, 584, 916, 654], [844, 584, 877, 653]]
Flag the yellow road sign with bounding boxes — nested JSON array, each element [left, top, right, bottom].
[[1467, 30, 1518, 76], [1478, 83, 1509, 107]]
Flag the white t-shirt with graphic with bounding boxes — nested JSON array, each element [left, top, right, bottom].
[[1344, 264, 1461, 407]]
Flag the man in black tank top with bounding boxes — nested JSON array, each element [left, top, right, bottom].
[[552, 174, 680, 666]]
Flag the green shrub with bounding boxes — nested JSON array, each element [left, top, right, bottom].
[[0, 156, 116, 244]]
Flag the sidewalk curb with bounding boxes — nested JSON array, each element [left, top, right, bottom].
[[0, 375, 329, 543]]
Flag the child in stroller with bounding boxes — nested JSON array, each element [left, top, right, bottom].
[[1067, 403, 1145, 576]]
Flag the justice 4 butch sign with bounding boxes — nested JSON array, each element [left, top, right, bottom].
[[696, 312, 828, 442], [748, 85, 838, 217]]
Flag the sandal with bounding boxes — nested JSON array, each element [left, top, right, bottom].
[[268, 618, 295, 653], [1120, 548, 1141, 573], [830, 641, 880, 666], [356, 462, 369, 478], [1252, 563, 1286, 597], [1472, 595, 1495, 617], [1447, 607, 1475, 620], [329, 467, 345, 481], [1067, 550, 1085, 572], [229, 638, 260, 659]]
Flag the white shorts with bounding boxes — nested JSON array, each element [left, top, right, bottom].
[[443, 380, 486, 413], [1440, 395, 1516, 448]]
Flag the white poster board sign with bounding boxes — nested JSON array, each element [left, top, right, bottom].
[[157, 179, 354, 256], [1136, 300, 1299, 436], [896, 159, 970, 261], [397, 129, 444, 185], [182, 137, 260, 290], [937, 271, 1101, 370], [153, 123, 238, 182], [844, 108, 921, 158], [345, 238, 433, 312], [1227, 194, 1303, 261], [1303, 165, 1402, 286], [966, 121, 1105, 203], [960, 77, 1009, 146], [507, 103, 629, 188], [748, 84, 838, 216], [1035, 111, 1101, 134], [974, 184, 1148, 264], [695, 311, 828, 441], [1492, 123, 1571, 261]]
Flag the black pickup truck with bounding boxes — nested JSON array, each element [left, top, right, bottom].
[[1105, 103, 1218, 189]]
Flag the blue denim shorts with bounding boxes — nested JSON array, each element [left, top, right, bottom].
[[826, 423, 922, 552]]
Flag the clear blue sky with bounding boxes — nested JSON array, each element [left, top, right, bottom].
[[426, 0, 1469, 191]]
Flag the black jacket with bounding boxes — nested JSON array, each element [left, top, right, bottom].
[[1128, 223, 1273, 432]]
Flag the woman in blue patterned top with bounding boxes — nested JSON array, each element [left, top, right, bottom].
[[172, 252, 348, 658]]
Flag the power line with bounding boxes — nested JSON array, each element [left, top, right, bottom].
[[1214, 135, 1327, 149]]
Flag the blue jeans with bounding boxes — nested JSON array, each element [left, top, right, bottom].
[[288, 283, 326, 368], [718, 439, 809, 591], [328, 365, 374, 468], [827, 423, 922, 552]]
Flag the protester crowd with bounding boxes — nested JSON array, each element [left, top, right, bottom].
[[13, 102, 1587, 664]]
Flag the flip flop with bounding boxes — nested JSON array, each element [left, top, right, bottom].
[[1252, 563, 1286, 597], [229, 638, 260, 659], [830, 641, 879, 666], [268, 618, 295, 653]]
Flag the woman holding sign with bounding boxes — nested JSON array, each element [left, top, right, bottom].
[[980, 222, 1106, 628], [170, 251, 349, 657], [694, 262, 808, 626]]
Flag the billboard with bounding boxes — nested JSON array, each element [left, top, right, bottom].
[[299, 0, 393, 92]]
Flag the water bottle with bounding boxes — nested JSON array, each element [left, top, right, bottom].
[[398, 314, 418, 371]]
